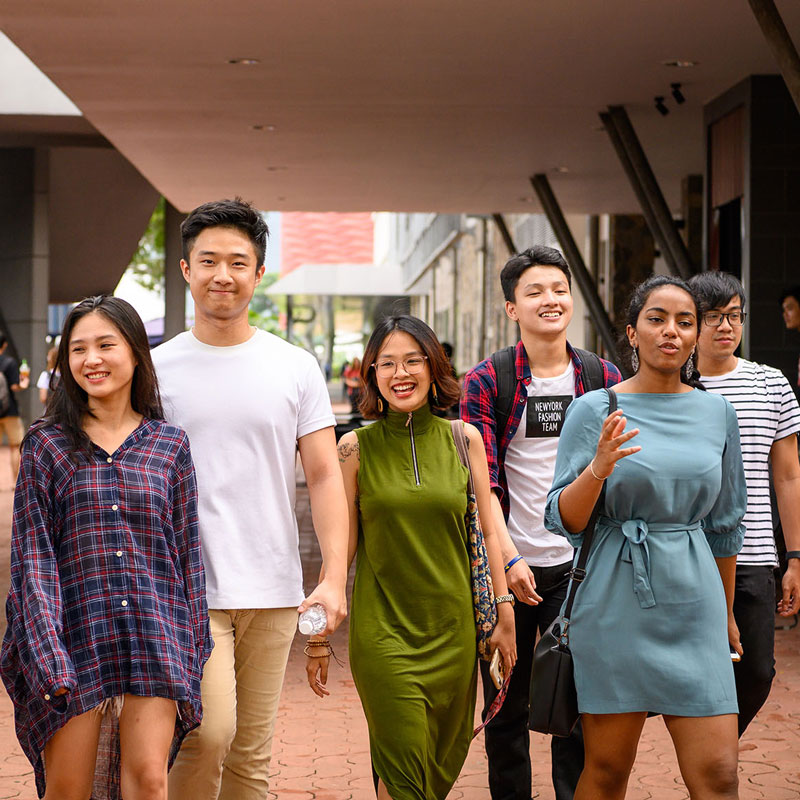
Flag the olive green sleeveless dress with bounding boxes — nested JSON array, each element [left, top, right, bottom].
[[351, 404, 477, 800]]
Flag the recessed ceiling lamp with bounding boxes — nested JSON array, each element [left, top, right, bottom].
[[227, 57, 260, 65], [266, 166, 287, 172], [251, 124, 277, 131], [662, 59, 697, 68], [553, 166, 570, 173], [654, 96, 670, 116], [518, 196, 535, 203]]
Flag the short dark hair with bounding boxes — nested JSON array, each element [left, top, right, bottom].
[[181, 197, 269, 267], [625, 275, 703, 389], [688, 271, 747, 314], [358, 315, 460, 419], [780, 285, 800, 306], [29, 296, 163, 457], [500, 245, 572, 302], [0, 332, 6, 349]]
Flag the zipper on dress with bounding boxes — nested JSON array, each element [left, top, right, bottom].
[[405, 411, 421, 486]]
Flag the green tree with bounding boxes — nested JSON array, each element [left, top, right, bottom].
[[129, 197, 165, 292]]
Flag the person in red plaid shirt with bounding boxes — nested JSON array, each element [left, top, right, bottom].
[[460, 246, 621, 800], [1, 295, 212, 800]]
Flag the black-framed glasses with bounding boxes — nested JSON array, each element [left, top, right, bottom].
[[371, 355, 428, 377], [703, 310, 746, 327]]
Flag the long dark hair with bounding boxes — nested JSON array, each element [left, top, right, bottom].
[[30, 296, 163, 455], [358, 315, 460, 419], [625, 275, 704, 390]]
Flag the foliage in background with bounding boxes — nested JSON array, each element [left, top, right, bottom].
[[249, 274, 283, 336], [129, 197, 166, 293]]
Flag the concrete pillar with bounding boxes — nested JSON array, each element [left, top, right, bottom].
[[0, 148, 49, 425], [163, 201, 186, 342]]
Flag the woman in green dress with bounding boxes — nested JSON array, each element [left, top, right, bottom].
[[306, 315, 516, 800]]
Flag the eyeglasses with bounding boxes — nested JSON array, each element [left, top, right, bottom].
[[371, 355, 428, 377], [702, 311, 746, 327]]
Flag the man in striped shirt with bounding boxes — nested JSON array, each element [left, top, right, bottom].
[[690, 271, 800, 737]]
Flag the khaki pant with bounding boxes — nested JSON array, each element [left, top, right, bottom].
[[169, 607, 297, 800], [0, 416, 24, 446]]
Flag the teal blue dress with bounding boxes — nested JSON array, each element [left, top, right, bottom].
[[544, 389, 746, 717]]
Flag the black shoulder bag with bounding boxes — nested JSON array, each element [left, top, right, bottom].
[[528, 388, 617, 737]]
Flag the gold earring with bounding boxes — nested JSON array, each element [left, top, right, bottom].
[[377, 397, 384, 413], [431, 383, 439, 403]]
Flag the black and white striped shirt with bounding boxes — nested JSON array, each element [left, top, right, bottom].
[[701, 359, 800, 566]]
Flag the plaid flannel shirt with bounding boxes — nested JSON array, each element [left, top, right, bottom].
[[460, 340, 622, 520], [0, 419, 212, 798]]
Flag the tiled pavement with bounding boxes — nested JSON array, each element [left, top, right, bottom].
[[1, 444, 799, 798]]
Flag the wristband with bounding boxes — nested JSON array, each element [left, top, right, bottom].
[[504, 554, 523, 573], [786, 550, 800, 562]]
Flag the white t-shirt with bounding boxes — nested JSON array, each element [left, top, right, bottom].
[[701, 358, 800, 566], [505, 362, 576, 567], [152, 329, 336, 608]]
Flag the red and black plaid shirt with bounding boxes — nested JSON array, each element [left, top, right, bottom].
[[460, 341, 622, 519], [1, 419, 212, 797]]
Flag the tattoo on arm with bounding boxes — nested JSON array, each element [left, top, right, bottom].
[[337, 440, 360, 463]]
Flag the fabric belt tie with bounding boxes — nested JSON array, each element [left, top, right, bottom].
[[599, 517, 702, 610]]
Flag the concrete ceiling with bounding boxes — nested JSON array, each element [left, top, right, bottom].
[[1, 1, 798, 215]]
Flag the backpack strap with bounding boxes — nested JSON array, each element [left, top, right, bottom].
[[489, 346, 517, 443], [450, 420, 475, 495], [573, 348, 606, 393]]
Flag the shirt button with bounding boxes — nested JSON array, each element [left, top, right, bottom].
[[44, 694, 51, 701], [111, 504, 118, 511], [106, 457, 113, 463], [115, 551, 123, 558], [121, 600, 128, 607]]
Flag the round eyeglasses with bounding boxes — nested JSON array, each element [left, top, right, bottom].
[[371, 355, 428, 377], [702, 311, 746, 327]]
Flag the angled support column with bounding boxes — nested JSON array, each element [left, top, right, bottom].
[[492, 213, 517, 255], [602, 106, 694, 279], [747, 0, 800, 115], [530, 174, 618, 359], [163, 201, 186, 342]]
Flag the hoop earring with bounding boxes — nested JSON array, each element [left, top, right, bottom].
[[630, 346, 639, 372], [684, 351, 695, 381], [377, 396, 384, 413], [431, 383, 439, 403]]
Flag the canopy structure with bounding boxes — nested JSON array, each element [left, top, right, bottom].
[[265, 264, 423, 297]]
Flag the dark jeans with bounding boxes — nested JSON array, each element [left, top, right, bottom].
[[733, 565, 776, 737], [480, 561, 584, 800]]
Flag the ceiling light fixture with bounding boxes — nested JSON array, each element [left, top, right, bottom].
[[654, 96, 670, 116], [671, 82, 686, 104], [251, 124, 277, 131], [227, 57, 260, 65], [518, 196, 535, 203], [554, 166, 570, 173], [662, 59, 697, 68]]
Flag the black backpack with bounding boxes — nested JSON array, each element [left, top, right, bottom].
[[0, 369, 10, 417], [490, 345, 606, 441]]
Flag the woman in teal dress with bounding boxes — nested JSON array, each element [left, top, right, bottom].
[[305, 316, 516, 800], [545, 276, 746, 800]]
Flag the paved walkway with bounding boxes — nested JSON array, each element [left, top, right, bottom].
[[0, 445, 799, 798]]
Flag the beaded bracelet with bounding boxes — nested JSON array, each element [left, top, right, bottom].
[[304, 640, 344, 666], [504, 554, 523, 573]]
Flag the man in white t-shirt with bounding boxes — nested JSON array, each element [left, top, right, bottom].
[[461, 246, 621, 800], [690, 271, 800, 737], [152, 198, 349, 800]]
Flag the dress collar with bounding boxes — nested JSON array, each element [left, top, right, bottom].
[[384, 402, 435, 434]]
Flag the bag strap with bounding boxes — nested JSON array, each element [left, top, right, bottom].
[[561, 388, 617, 626], [450, 420, 475, 494], [489, 346, 516, 443], [574, 347, 606, 393]]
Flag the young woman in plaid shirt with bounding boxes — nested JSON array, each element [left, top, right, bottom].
[[1, 296, 212, 800]]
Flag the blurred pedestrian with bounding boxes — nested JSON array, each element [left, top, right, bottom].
[[306, 315, 516, 800], [0, 332, 30, 481], [545, 276, 746, 800], [343, 356, 363, 413], [780, 285, 800, 389], [37, 346, 59, 405], [0, 295, 211, 799]]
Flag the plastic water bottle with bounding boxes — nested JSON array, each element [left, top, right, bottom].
[[298, 603, 327, 635], [19, 359, 30, 382]]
